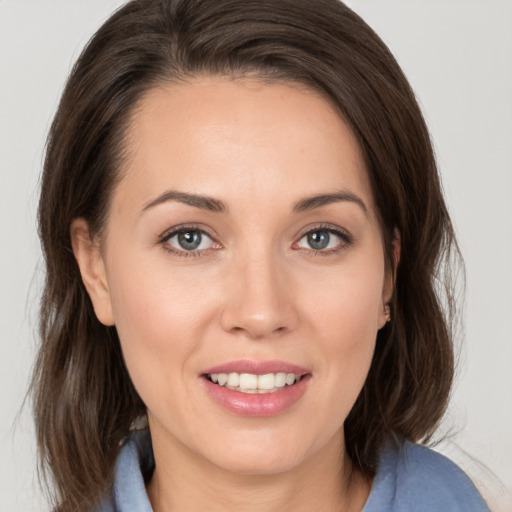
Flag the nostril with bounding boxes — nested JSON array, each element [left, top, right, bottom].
[[219, 292, 298, 339], [227, 324, 288, 339]]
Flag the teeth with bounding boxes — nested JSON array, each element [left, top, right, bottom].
[[227, 373, 240, 387], [257, 373, 275, 390], [239, 373, 258, 390], [208, 372, 301, 393], [275, 372, 286, 388]]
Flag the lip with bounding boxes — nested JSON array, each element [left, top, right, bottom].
[[200, 359, 312, 417], [202, 359, 310, 377]]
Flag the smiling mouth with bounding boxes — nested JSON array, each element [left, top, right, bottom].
[[205, 372, 303, 394]]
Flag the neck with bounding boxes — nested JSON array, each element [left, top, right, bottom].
[[146, 427, 370, 512]]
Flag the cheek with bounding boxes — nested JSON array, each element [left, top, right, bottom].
[[104, 258, 218, 402], [302, 257, 384, 396], [305, 258, 384, 341], [108, 251, 216, 338]]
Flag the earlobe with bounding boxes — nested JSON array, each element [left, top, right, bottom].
[[70, 219, 115, 326], [379, 228, 401, 329]]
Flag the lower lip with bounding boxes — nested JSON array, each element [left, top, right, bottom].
[[202, 375, 311, 417]]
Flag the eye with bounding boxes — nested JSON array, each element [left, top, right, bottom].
[[162, 228, 217, 253], [294, 226, 351, 252]]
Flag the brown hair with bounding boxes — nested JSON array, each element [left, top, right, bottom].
[[33, 0, 459, 510]]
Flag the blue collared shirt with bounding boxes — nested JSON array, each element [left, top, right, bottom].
[[97, 430, 490, 511]]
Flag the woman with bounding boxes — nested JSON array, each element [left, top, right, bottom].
[[32, 0, 490, 511]]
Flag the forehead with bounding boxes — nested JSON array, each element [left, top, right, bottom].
[[115, 77, 373, 215]]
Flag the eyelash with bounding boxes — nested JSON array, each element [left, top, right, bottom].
[[158, 224, 219, 258], [157, 223, 353, 258], [293, 223, 354, 256]]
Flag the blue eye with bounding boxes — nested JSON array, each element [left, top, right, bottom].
[[165, 229, 214, 252], [305, 231, 331, 250], [296, 228, 348, 251]]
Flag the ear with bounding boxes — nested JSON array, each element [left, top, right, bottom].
[[380, 228, 401, 327], [70, 218, 115, 326]]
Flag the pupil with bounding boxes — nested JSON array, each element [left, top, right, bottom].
[[178, 231, 201, 250], [308, 231, 329, 250]]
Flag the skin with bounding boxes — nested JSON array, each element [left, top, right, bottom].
[[72, 78, 397, 512]]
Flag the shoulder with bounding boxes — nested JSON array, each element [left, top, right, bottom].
[[363, 441, 491, 512]]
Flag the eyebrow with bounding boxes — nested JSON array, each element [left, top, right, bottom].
[[141, 189, 367, 216], [141, 190, 227, 214], [292, 191, 368, 215]]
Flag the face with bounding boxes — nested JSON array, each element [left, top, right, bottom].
[[74, 78, 392, 476]]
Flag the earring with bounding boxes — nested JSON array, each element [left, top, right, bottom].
[[384, 304, 391, 323]]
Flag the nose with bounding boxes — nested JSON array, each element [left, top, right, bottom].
[[220, 252, 299, 340]]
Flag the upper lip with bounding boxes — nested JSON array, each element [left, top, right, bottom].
[[202, 359, 311, 376]]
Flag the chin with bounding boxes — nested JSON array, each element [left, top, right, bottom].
[[211, 449, 304, 476], [199, 429, 318, 476]]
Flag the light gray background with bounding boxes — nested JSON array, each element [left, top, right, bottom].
[[1, 1, 511, 511]]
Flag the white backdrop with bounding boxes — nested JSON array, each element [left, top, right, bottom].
[[1, 1, 511, 511]]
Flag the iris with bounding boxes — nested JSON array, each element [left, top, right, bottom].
[[307, 231, 330, 250], [178, 230, 202, 250]]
